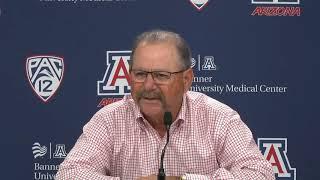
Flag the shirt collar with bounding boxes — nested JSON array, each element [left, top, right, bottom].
[[174, 93, 187, 127]]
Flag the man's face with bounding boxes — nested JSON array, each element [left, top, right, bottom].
[[130, 41, 191, 119]]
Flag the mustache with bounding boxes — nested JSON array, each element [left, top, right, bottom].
[[137, 90, 163, 100], [135, 89, 169, 110]]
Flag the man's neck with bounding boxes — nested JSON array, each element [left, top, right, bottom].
[[143, 113, 167, 138]]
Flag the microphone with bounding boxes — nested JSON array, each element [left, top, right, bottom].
[[158, 112, 172, 180]]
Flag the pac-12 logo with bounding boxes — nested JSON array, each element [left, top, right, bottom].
[[26, 56, 64, 102], [97, 51, 131, 96], [258, 138, 296, 180], [189, 0, 210, 11]]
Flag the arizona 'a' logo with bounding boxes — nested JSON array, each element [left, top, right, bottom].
[[192, 54, 217, 71], [97, 51, 131, 96], [258, 138, 296, 180], [53, 144, 68, 158], [26, 56, 64, 102], [189, 0, 210, 11], [202, 56, 216, 70]]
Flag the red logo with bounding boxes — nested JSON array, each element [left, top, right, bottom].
[[251, 0, 301, 16], [258, 138, 296, 179], [97, 51, 131, 107]]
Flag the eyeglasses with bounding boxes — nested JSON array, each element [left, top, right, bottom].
[[130, 69, 186, 84]]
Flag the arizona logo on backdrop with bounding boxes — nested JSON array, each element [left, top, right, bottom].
[[251, 0, 301, 16], [189, 0, 210, 11], [258, 138, 296, 180], [26, 55, 64, 102], [32, 142, 68, 179], [97, 51, 131, 107]]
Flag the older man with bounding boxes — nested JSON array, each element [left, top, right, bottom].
[[56, 30, 275, 180]]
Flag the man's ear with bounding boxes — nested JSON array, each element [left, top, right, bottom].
[[183, 68, 194, 92]]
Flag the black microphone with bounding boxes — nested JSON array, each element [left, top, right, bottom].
[[158, 112, 172, 180]]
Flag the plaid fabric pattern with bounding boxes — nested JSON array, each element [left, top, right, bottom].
[[56, 91, 274, 180]]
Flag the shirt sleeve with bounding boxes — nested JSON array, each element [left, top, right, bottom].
[[55, 112, 119, 180], [184, 110, 275, 180], [214, 111, 275, 180]]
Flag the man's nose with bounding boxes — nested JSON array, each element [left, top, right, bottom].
[[143, 73, 157, 90]]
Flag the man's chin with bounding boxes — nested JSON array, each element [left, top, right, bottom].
[[139, 101, 163, 117]]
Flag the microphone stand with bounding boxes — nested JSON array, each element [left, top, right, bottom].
[[158, 112, 172, 180]]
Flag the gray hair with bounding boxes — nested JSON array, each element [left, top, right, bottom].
[[130, 29, 192, 70]]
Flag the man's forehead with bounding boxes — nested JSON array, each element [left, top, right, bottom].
[[135, 41, 177, 53], [132, 42, 181, 70]]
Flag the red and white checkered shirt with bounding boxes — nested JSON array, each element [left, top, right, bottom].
[[56, 91, 274, 180]]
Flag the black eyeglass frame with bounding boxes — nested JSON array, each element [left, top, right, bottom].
[[130, 69, 188, 84]]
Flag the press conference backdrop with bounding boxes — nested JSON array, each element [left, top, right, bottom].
[[1, 0, 319, 179]]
